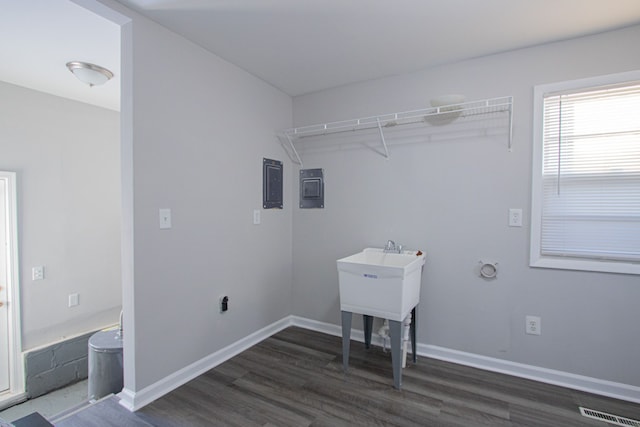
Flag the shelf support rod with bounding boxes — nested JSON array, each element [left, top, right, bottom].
[[507, 97, 513, 152], [285, 134, 303, 168], [376, 118, 390, 160]]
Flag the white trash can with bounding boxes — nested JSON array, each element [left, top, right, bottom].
[[88, 330, 123, 401]]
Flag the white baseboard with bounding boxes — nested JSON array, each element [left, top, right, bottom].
[[289, 315, 390, 349], [118, 316, 294, 411], [119, 315, 640, 411], [419, 343, 640, 404]]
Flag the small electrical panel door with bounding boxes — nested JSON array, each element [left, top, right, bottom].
[[263, 158, 283, 209], [300, 168, 324, 209]]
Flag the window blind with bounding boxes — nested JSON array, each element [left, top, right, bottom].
[[541, 82, 640, 262]]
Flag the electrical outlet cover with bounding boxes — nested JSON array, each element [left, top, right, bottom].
[[525, 315, 541, 335], [509, 208, 523, 227], [32, 266, 44, 281]]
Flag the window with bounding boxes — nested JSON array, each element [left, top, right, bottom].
[[531, 71, 640, 275]]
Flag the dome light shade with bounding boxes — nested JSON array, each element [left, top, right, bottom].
[[66, 61, 113, 87]]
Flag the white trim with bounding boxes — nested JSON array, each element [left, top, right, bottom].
[[0, 171, 25, 407], [118, 14, 136, 406], [0, 391, 26, 411], [73, 0, 136, 404], [118, 315, 640, 412], [530, 257, 640, 275], [418, 344, 640, 404], [118, 316, 293, 411], [290, 315, 388, 347], [530, 69, 640, 275]]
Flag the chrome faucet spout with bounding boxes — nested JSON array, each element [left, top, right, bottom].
[[384, 240, 401, 253]]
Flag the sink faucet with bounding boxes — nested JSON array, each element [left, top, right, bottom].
[[384, 240, 402, 253]]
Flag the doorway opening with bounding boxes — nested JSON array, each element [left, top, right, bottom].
[[0, 171, 25, 408], [0, 0, 127, 416]]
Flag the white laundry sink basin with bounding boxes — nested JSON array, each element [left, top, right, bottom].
[[337, 248, 426, 321]]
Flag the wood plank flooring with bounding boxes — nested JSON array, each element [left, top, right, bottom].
[[55, 327, 640, 426]]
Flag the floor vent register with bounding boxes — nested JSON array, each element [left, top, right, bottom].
[[580, 407, 640, 427]]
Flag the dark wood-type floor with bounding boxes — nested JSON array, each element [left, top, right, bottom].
[[55, 327, 640, 426]]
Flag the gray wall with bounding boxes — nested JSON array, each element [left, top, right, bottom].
[[0, 81, 122, 350], [291, 25, 640, 387], [103, 2, 294, 392]]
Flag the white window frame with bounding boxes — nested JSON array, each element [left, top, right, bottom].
[[530, 70, 640, 275]]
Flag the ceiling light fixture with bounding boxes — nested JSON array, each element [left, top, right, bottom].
[[66, 61, 114, 87]]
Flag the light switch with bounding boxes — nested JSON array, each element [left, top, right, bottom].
[[159, 208, 172, 229], [68, 293, 79, 307], [253, 209, 261, 225]]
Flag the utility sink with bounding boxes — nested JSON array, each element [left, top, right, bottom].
[[337, 248, 426, 321]]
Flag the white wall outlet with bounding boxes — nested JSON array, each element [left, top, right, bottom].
[[253, 209, 261, 225], [526, 315, 541, 335], [509, 208, 523, 227], [32, 266, 44, 281], [68, 293, 79, 307], [159, 208, 172, 229]]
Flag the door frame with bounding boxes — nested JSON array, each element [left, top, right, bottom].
[[0, 171, 25, 406]]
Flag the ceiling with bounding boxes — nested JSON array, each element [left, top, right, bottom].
[[116, 0, 640, 96], [0, 0, 120, 111], [2, 1, 640, 111]]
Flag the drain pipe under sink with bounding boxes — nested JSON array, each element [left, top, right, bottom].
[[378, 319, 390, 352], [377, 314, 413, 367], [401, 311, 412, 368]]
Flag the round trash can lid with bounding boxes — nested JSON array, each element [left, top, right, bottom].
[[89, 330, 123, 352]]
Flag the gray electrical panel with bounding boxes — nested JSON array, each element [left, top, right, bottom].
[[263, 158, 283, 209], [300, 168, 324, 209]]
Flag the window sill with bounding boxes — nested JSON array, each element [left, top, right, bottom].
[[530, 256, 640, 275]]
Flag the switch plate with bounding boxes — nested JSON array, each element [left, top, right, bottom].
[[68, 293, 79, 307], [253, 209, 261, 225], [525, 315, 541, 335], [159, 208, 172, 229], [32, 266, 44, 281], [509, 208, 523, 227]]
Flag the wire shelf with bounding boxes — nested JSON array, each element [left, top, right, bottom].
[[278, 96, 513, 167]]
